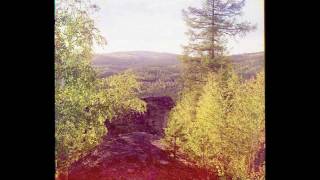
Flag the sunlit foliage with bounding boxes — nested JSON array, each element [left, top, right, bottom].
[[182, 0, 255, 59], [164, 70, 265, 179], [164, 90, 199, 158], [55, 0, 146, 176]]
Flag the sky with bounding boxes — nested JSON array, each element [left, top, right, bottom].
[[93, 0, 264, 55]]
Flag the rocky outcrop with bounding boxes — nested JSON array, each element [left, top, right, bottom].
[[105, 96, 175, 138], [68, 132, 217, 180], [65, 96, 218, 180]]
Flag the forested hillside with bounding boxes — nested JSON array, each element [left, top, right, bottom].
[[92, 51, 264, 78], [92, 51, 264, 99]]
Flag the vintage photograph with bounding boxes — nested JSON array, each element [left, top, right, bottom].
[[55, 0, 265, 179]]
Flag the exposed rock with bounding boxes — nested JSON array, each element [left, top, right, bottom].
[[105, 96, 175, 137], [64, 96, 218, 180], [67, 131, 218, 180]]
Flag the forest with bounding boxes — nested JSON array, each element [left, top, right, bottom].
[[92, 51, 264, 100], [55, 0, 265, 179]]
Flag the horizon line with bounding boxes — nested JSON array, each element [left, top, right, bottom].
[[93, 50, 265, 56]]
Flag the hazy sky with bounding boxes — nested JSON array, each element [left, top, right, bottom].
[[93, 0, 264, 55]]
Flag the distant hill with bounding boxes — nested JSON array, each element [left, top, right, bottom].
[[92, 51, 264, 98], [92, 51, 263, 77], [230, 52, 265, 79], [93, 51, 180, 66], [92, 51, 180, 77]]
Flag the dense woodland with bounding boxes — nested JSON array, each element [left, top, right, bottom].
[[55, 0, 265, 179]]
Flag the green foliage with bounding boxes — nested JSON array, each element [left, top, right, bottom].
[[164, 70, 265, 179], [165, 1, 263, 179], [55, 0, 146, 174], [135, 66, 182, 100], [92, 52, 264, 101], [179, 53, 233, 94], [55, 1, 106, 84], [180, 56, 209, 90], [55, 71, 146, 171], [191, 73, 224, 167], [164, 90, 199, 158], [182, 0, 255, 59]]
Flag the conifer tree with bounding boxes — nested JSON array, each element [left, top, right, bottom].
[[182, 0, 255, 60], [180, 0, 255, 90]]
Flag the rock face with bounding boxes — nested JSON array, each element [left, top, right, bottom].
[[68, 132, 217, 180], [65, 96, 218, 180], [105, 96, 175, 138]]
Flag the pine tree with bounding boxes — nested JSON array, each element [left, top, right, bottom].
[[182, 0, 255, 60], [180, 0, 254, 91]]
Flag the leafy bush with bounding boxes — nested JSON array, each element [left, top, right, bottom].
[[164, 69, 265, 179], [55, 0, 146, 176]]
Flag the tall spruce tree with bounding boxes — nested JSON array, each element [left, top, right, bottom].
[[182, 0, 254, 60]]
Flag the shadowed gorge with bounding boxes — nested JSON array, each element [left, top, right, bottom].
[[105, 96, 175, 137]]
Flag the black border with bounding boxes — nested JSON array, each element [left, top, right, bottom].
[[4, 0, 309, 179], [4, 0, 55, 179], [265, 0, 310, 179]]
